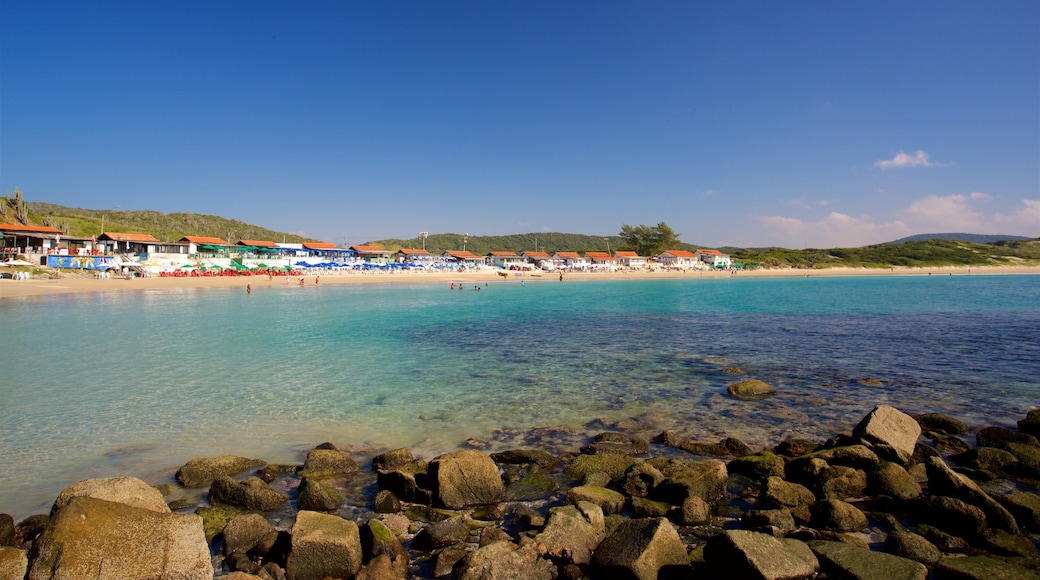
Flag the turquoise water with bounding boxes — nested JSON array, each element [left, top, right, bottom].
[[2, 274, 1038, 519]]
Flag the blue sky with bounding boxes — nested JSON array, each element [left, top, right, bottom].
[[2, 1, 1037, 248]]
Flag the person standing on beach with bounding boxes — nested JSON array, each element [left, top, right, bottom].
[[246, 283, 252, 295]]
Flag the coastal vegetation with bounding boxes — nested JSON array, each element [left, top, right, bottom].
[[13, 197, 1040, 268]]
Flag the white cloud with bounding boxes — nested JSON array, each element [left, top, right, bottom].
[[700, 189, 718, 197], [874, 150, 944, 170], [992, 199, 1040, 231]]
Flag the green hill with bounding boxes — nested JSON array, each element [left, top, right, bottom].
[[366, 232, 700, 256], [731, 238, 1040, 269], [23, 202, 311, 244]]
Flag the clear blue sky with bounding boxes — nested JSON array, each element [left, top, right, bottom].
[[2, 1, 1037, 248]]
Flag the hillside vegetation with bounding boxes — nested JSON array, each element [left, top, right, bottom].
[[14, 200, 1040, 268]]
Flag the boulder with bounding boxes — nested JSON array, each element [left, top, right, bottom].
[[810, 540, 926, 580], [935, 555, 1040, 580], [652, 459, 728, 509], [884, 530, 942, 566], [1018, 409, 1040, 438], [428, 450, 505, 509], [703, 529, 819, 580], [567, 485, 626, 516], [868, 462, 922, 500], [0, 514, 14, 547], [534, 501, 606, 566], [728, 452, 786, 481], [681, 436, 755, 457], [355, 554, 401, 580], [852, 405, 922, 464], [727, 379, 775, 399], [412, 516, 469, 550], [810, 499, 867, 533], [222, 513, 279, 557], [921, 495, 988, 539], [176, 455, 266, 488], [0, 547, 27, 580], [360, 519, 409, 579], [209, 476, 289, 512], [817, 465, 867, 500], [589, 517, 691, 580], [952, 447, 1018, 472], [504, 470, 558, 501], [926, 456, 1019, 533], [374, 490, 402, 513], [678, 496, 712, 526], [376, 469, 433, 505], [51, 477, 171, 515], [26, 496, 212, 580], [286, 511, 362, 580], [372, 448, 424, 472], [300, 447, 360, 479], [758, 476, 816, 525], [452, 540, 556, 580], [741, 509, 797, 533], [773, 438, 822, 457], [621, 462, 666, 498], [811, 445, 881, 471], [975, 426, 1040, 449], [490, 448, 559, 468], [296, 477, 343, 512], [997, 491, 1040, 532], [914, 412, 969, 435], [565, 454, 638, 482]]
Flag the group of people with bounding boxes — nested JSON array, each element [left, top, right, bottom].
[[450, 282, 488, 291]]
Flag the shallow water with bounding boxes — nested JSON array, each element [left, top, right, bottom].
[[1, 274, 1038, 519]]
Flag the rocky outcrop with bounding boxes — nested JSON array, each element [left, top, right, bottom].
[[703, 530, 819, 580], [810, 540, 927, 580], [452, 540, 556, 580], [534, 501, 605, 565], [589, 517, 690, 580], [286, 510, 362, 580], [925, 456, 1018, 533], [27, 496, 212, 580], [853, 405, 922, 464], [176, 455, 266, 488], [0, 547, 28, 580], [51, 476, 170, 515]]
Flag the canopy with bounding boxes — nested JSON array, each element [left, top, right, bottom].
[[1, 259, 33, 266]]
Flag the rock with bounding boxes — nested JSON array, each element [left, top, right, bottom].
[[1018, 409, 1040, 438], [703, 529, 819, 580], [589, 517, 690, 580], [884, 530, 942, 566], [681, 436, 755, 457], [452, 540, 556, 580], [773, 438, 821, 457], [810, 540, 927, 580], [565, 454, 638, 482], [979, 529, 1040, 559], [727, 379, 775, 399], [360, 519, 409, 579], [1004, 442, 1040, 477], [0, 514, 14, 547], [975, 426, 1040, 449], [758, 476, 816, 525], [868, 462, 922, 500], [51, 477, 171, 515], [921, 496, 989, 539], [286, 511, 362, 580], [785, 457, 829, 489], [651, 459, 728, 509], [534, 501, 606, 566], [412, 516, 469, 550], [196, 504, 251, 544], [926, 456, 1019, 533], [927, 432, 974, 454], [810, 499, 867, 532], [300, 447, 360, 479], [479, 526, 512, 547], [209, 476, 289, 512], [811, 445, 881, 471], [912, 523, 972, 553], [817, 465, 867, 500], [852, 405, 922, 464], [728, 452, 786, 481], [0, 547, 27, 580], [376, 469, 432, 505], [914, 412, 969, 435], [428, 450, 505, 509], [296, 477, 342, 512], [26, 496, 212, 580], [355, 554, 401, 580], [997, 491, 1040, 532], [14, 515, 47, 546], [953, 447, 1019, 472], [372, 448, 423, 472], [176, 455, 266, 488], [567, 485, 626, 516], [621, 462, 665, 498], [678, 496, 712, 526], [374, 490, 402, 513], [936, 556, 1040, 579], [581, 441, 650, 456], [490, 449, 559, 468], [504, 471, 559, 501], [742, 508, 797, 533], [433, 544, 470, 578], [222, 513, 279, 557], [630, 497, 670, 518]]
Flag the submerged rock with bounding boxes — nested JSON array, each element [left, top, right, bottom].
[[176, 455, 266, 488], [727, 379, 775, 399]]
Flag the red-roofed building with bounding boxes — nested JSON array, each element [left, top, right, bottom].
[[1, 223, 64, 257], [443, 250, 484, 266], [395, 248, 433, 264], [351, 244, 392, 262], [486, 251, 524, 268], [615, 251, 647, 269], [553, 251, 589, 270], [696, 249, 732, 268], [655, 249, 698, 269], [98, 232, 187, 256], [179, 236, 229, 256]]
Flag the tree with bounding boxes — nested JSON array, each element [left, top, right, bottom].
[[618, 222, 681, 257]]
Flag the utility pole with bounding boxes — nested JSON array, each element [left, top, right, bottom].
[[419, 231, 428, 251], [463, 234, 468, 252]]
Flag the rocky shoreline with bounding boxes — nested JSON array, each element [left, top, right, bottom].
[[2, 405, 1039, 579]]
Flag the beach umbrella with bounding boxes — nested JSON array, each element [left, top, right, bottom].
[[256, 263, 269, 268], [181, 264, 195, 269]]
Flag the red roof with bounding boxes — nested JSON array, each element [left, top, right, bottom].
[[554, 251, 582, 259], [661, 249, 697, 258], [100, 232, 162, 243], [181, 236, 228, 245], [397, 248, 430, 255], [303, 242, 338, 250], [0, 223, 63, 234], [697, 249, 729, 257], [524, 251, 550, 259], [351, 245, 386, 253], [445, 250, 481, 260], [585, 251, 617, 260], [615, 251, 642, 258], [239, 239, 278, 248], [487, 251, 519, 257]]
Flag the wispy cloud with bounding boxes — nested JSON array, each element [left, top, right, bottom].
[[700, 189, 718, 197], [874, 150, 944, 170]]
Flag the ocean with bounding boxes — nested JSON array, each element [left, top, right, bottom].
[[1, 274, 1038, 519]]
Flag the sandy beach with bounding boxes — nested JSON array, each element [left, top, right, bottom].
[[2, 264, 1038, 300]]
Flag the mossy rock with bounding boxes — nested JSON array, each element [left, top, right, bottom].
[[564, 454, 638, 482], [723, 367, 745, 375], [505, 471, 559, 501], [727, 379, 775, 399], [195, 505, 253, 544], [935, 555, 1040, 580]]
